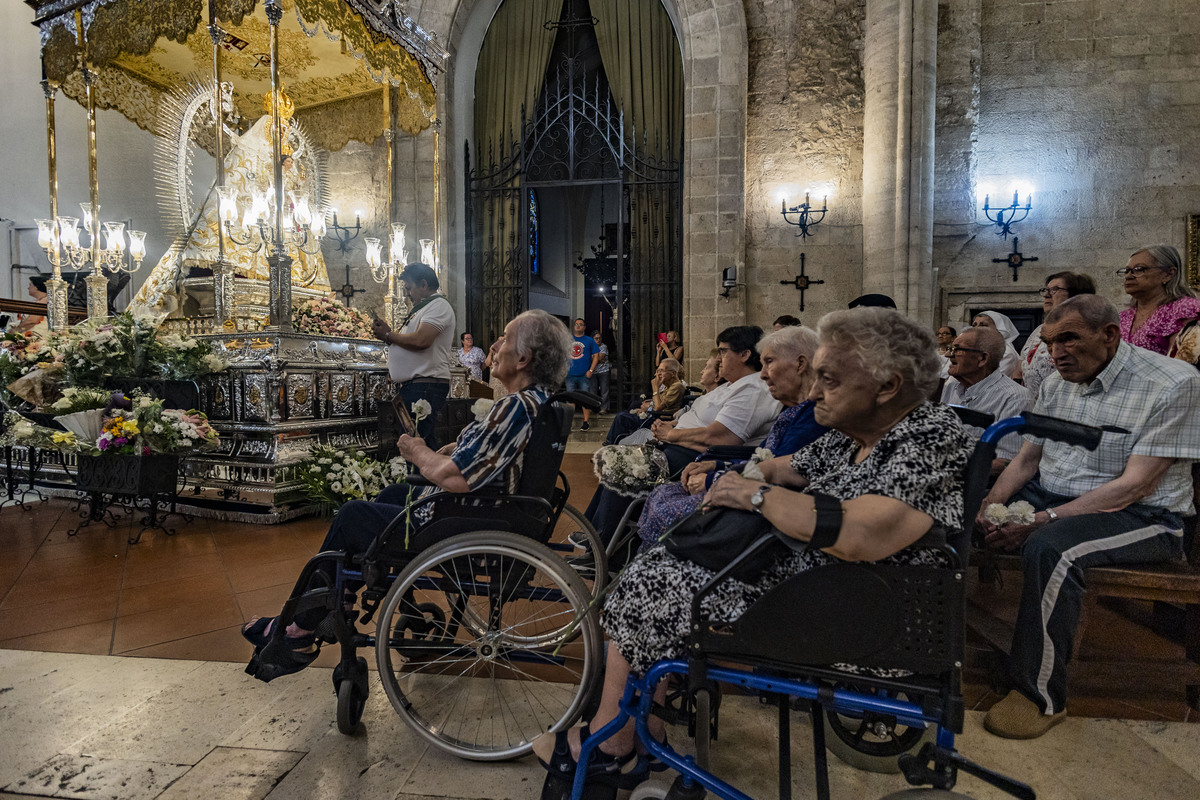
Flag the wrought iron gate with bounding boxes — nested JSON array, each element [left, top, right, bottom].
[[466, 61, 682, 407]]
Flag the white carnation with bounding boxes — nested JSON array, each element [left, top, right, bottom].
[[983, 503, 1010, 526], [1007, 500, 1036, 526]]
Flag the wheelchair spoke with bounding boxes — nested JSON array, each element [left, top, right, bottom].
[[376, 531, 602, 761]]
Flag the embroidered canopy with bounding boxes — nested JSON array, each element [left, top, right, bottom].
[[27, 0, 445, 149]]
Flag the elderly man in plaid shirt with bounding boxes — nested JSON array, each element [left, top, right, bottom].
[[978, 294, 1200, 739]]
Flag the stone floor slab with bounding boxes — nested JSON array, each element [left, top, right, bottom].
[[154, 746, 305, 800], [4, 753, 190, 800]]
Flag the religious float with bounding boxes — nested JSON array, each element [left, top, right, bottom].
[[5, 0, 459, 522]]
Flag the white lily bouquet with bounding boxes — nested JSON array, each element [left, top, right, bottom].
[[296, 444, 409, 509], [593, 442, 670, 498], [983, 500, 1036, 527]]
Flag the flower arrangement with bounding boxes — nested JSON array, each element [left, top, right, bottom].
[[0, 410, 86, 453], [0, 331, 64, 405], [291, 296, 374, 339], [57, 313, 227, 385], [97, 413, 145, 455], [983, 500, 1036, 527], [593, 443, 670, 498], [89, 396, 219, 457], [295, 444, 408, 508], [48, 386, 111, 416]]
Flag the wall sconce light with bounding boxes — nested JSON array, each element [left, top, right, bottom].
[[780, 191, 828, 239], [980, 182, 1033, 239], [719, 264, 739, 299]]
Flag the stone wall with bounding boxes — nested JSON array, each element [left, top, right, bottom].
[[934, 0, 1200, 328], [743, 0, 867, 330]]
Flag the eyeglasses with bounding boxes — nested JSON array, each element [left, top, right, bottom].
[[1038, 287, 1069, 298], [1115, 266, 1161, 276], [716, 346, 734, 355], [945, 345, 987, 357]]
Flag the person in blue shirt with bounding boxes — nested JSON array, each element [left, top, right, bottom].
[[566, 317, 601, 430]]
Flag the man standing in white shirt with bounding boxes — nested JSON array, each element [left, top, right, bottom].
[[371, 263, 456, 448], [940, 326, 1030, 471]]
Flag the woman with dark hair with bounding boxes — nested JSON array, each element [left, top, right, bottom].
[[456, 332, 486, 381], [1021, 271, 1096, 397], [1119, 244, 1200, 355], [584, 325, 781, 547], [13, 276, 50, 337]]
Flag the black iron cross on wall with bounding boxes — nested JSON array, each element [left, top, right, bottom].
[[780, 253, 824, 311], [993, 237, 1039, 282], [339, 264, 365, 301]]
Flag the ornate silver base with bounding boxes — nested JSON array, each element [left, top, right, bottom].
[[185, 329, 390, 520]]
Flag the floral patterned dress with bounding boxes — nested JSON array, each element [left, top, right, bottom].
[[1119, 296, 1200, 355], [601, 402, 972, 675]]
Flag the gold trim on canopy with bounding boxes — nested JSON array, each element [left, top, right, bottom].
[[33, 0, 437, 147]]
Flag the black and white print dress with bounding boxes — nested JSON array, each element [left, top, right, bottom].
[[601, 401, 973, 675]]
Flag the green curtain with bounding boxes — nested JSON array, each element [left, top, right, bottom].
[[473, 0, 565, 165], [592, 0, 683, 164]]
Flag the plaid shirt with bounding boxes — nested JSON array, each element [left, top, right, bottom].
[[1029, 341, 1200, 513]]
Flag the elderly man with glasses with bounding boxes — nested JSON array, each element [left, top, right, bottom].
[[941, 326, 1031, 472]]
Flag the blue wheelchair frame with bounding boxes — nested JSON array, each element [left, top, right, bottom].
[[570, 412, 1105, 800]]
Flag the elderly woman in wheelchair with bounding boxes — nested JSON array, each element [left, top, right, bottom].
[[533, 307, 974, 799], [241, 308, 575, 682]]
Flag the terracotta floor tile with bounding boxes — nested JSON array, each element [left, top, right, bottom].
[[118, 572, 236, 618], [120, 623, 253, 663], [0, 618, 114, 655], [234, 584, 300, 622], [1, 568, 124, 610], [121, 552, 228, 589], [223, 555, 313, 594], [0, 590, 119, 641], [111, 594, 244, 654]]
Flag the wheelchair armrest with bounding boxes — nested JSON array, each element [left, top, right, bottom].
[[403, 474, 435, 487]]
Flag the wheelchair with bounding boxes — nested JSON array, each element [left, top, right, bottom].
[[560, 412, 1105, 800], [245, 390, 609, 759]]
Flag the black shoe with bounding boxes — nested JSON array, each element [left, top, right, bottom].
[[581, 421, 591, 431]]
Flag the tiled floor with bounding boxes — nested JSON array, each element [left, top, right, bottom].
[[1, 441, 1199, 798]]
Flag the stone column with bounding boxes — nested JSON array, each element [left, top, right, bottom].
[[862, 0, 938, 322]]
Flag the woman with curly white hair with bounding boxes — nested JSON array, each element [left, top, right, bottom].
[[534, 307, 973, 797]]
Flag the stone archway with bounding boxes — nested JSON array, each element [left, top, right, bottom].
[[413, 0, 749, 377]]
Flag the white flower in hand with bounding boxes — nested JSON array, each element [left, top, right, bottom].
[[1007, 500, 1036, 526], [983, 503, 1010, 527], [470, 398, 495, 422], [411, 399, 432, 421]]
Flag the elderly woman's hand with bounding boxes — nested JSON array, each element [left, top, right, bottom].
[[703, 471, 759, 512], [650, 418, 676, 441], [397, 433, 427, 461]]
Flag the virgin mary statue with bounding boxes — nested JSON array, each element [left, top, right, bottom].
[[132, 88, 331, 322]]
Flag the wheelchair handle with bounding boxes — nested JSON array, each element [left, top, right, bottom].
[[981, 411, 1104, 451], [549, 390, 602, 411]]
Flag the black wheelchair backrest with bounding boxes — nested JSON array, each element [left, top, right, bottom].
[[513, 398, 574, 499]]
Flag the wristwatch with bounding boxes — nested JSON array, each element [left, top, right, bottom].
[[1045, 507, 1059, 522], [750, 484, 772, 514]]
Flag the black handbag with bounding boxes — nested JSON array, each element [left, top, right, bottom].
[[662, 505, 794, 582]]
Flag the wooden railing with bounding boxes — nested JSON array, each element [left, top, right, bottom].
[[0, 298, 88, 324]]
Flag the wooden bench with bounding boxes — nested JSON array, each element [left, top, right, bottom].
[[967, 528, 1200, 712]]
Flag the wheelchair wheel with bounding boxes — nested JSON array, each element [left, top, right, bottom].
[[337, 676, 367, 734], [549, 502, 609, 601], [376, 530, 602, 760], [824, 695, 935, 775]]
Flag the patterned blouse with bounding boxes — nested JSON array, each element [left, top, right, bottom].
[[457, 346, 487, 381], [1119, 296, 1200, 355], [411, 385, 550, 522]]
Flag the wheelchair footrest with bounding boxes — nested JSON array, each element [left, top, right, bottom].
[[900, 743, 1036, 800]]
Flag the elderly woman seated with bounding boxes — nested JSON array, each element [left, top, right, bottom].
[[602, 358, 686, 446], [533, 308, 972, 796], [635, 324, 828, 549], [241, 309, 572, 679]]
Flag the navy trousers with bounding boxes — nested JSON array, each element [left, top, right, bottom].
[[1005, 481, 1183, 714]]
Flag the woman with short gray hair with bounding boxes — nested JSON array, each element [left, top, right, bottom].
[[1119, 244, 1200, 355], [819, 307, 943, 400]]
